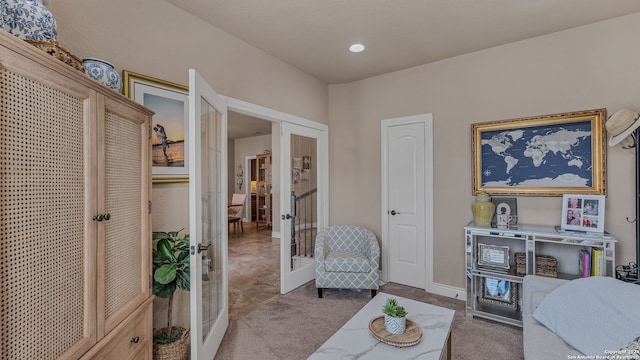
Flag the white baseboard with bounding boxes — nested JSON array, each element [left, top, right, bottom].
[[430, 282, 466, 301]]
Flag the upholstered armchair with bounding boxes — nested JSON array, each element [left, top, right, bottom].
[[315, 225, 380, 298]]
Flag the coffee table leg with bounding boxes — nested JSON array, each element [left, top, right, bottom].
[[447, 331, 452, 360]]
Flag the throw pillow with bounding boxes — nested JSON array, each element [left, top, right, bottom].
[[532, 276, 640, 355]]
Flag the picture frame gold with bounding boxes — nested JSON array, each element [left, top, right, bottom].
[[123, 70, 189, 183], [472, 109, 606, 196]]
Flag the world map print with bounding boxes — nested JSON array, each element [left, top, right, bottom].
[[480, 121, 592, 188]]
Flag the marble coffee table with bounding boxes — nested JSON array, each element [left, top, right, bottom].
[[308, 292, 455, 359]]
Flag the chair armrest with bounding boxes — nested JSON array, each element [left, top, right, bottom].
[[315, 231, 328, 264], [364, 231, 380, 270]]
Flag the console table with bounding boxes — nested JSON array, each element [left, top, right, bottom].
[[465, 223, 616, 327]]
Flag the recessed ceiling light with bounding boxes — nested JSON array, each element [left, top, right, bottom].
[[349, 44, 365, 53]]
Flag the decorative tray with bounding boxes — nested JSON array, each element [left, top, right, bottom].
[[368, 316, 423, 348]]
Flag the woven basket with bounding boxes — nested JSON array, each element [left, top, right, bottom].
[[515, 252, 558, 278], [153, 326, 190, 360]]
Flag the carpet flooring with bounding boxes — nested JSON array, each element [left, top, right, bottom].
[[221, 225, 523, 359]]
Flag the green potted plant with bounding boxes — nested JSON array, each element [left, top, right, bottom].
[[152, 230, 190, 360], [382, 298, 408, 334]]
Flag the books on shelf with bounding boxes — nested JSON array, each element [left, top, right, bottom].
[[591, 248, 605, 276], [578, 247, 606, 277], [579, 249, 591, 277]]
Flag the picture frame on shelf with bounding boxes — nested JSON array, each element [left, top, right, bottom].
[[477, 243, 510, 270], [479, 277, 517, 309], [123, 70, 189, 183], [472, 109, 606, 196], [491, 197, 517, 227], [560, 194, 605, 233]]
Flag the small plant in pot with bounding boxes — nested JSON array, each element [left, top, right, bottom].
[[382, 298, 408, 335], [152, 230, 190, 360]]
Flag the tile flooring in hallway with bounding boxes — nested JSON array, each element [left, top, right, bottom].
[[228, 223, 281, 320]]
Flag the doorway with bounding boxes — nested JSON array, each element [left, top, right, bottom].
[[224, 97, 328, 311], [227, 110, 279, 319]]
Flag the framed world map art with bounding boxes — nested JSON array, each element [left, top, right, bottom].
[[472, 109, 606, 196]]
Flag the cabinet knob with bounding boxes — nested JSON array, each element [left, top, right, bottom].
[[131, 336, 140, 344]]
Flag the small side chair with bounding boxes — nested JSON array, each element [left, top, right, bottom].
[[315, 225, 380, 298]]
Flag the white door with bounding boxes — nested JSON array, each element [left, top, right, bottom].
[[280, 122, 328, 293], [381, 114, 433, 290], [188, 69, 228, 358]]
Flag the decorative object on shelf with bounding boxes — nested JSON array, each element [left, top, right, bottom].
[[24, 39, 83, 71], [472, 108, 606, 196], [0, 0, 57, 42], [382, 298, 407, 335], [491, 197, 517, 227], [123, 70, 189, 182], [477, 243, 510, 270], [82, 58, 122, 92], [560, 194, 605, 233], [152, 230, 191, 360], [263, 149, 271, 154], [472, 191, 495, 227], [236, 165, 243, 191], [368, 316, 423, 348], [479, 277, 517, 309], [515, 252, 558, 277]]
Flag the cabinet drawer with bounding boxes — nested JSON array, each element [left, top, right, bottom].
[[82, 299, 152, 360]]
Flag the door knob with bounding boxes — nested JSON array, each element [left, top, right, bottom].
[[390, 210, 400, 216], [194, 243, 210, 254], [281, 214, 292, 220]]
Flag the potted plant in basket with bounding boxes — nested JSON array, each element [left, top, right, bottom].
[[152, 230, 190, 360], [382, 298, 408, 335]]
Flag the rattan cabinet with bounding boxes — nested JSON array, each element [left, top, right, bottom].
[[0, 30, 153, 359]]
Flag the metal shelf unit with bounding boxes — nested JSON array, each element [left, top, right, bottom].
[[465, 223, 616, 327]]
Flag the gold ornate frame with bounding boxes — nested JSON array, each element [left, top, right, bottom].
[[472, 109, 606, 196], [123, 70, 189, 183]]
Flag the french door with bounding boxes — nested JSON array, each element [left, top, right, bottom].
[[188, 69, 228, 359], [280, 121, 328, 293]]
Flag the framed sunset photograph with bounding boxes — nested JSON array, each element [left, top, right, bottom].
[[123, 70, 189, 182]]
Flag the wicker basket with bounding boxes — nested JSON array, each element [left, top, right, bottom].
[[515, 252, 558, 278], [24, 40, 84, 72], [153, 326, 190, 360]]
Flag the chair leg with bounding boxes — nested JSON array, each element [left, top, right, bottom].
[[317, 288, 323, 298], [240, 219, 244, 232], [371, 289, 377, 298]]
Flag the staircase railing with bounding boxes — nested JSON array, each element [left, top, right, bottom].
[[290, 188, 317, 269]]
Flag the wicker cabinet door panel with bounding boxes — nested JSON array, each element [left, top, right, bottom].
[[99, 98, 151, 336], [0, 67, 96, 359]]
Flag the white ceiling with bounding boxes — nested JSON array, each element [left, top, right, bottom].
[[166, 0, 640, 84]]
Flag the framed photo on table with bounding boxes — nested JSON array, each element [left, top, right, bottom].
[[477, 244, 510, 270], [560, 194, 605, 233], [123, 70, 189, 183], [479, 277, 517, 309], [472, 109, 606, 196], [491, 197, 517, 227]]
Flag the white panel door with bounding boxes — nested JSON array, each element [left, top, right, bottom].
[[188, 69, 228, 359], [382, 114, 433, 290]]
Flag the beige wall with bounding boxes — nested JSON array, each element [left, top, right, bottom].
[[48, 0, 640, 325], [328, 13, 640, 289], [48, 0, 327, 329]]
